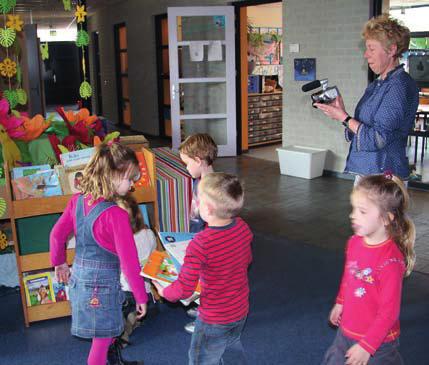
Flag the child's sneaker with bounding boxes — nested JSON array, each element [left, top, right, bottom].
[[184, 321, 195, 334], [186, 307, 198, 319]]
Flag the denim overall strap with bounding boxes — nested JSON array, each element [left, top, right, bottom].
[[69, 195, 125, 339], [74, 194, 118, 265]]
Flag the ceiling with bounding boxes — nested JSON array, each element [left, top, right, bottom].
[[9, 0, 429, 31], [12, 0, 121, 30]]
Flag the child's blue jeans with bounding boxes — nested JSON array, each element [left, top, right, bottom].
[[189, 316, 247, 365], [322, 329, 404, 365]]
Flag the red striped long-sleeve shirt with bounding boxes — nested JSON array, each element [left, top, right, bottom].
[[164, 217, 253, 324]]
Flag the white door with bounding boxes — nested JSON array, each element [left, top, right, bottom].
[[168, 6, 236, 156]]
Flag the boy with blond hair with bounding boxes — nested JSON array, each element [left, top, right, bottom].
[[179, 134, 218, 333], [154, 172, 253, 364]]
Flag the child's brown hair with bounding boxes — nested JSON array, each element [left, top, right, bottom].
[[179, 133, 218, 166], [117, 195, 147, 233], [355, 174, 416, 276], [79, 143, 140, 203], [199, 172, 244, 219]]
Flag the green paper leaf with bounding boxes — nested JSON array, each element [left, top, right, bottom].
[[16, 88, 27, 105], [76, 30, 89, 47], [0, 28, 16, 47], [0, 0, 16, 14], [63, 0, 71, 11], [4, 89, 18, 109], [11, 109, 20, 117], [79, 81, 92, 99]]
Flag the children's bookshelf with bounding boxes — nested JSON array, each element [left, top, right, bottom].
[[5, 147, 158, 327]]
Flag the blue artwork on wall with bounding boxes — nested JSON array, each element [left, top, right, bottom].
[[294, 58, 316, 81]]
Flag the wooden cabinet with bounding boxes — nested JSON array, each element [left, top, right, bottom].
[[5, 147, 158, 327], [248, 92, 282, 146]]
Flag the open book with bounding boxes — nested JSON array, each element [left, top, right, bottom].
[[140, 231, 199, 305]]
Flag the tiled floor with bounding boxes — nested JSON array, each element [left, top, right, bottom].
[[145, 136, 429, 274]]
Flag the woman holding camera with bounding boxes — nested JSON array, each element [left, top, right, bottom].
[[315, 14, 419, 181]]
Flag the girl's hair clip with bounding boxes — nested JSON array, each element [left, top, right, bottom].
[[383, 170, 393, 180], [106, 140, 115, 147]]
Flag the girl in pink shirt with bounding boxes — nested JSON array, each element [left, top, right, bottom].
[[50, 143, 148, 365], [322, 173, 415, 365]]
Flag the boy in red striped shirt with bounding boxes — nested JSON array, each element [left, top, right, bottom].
[[154, 172, 253, 364]]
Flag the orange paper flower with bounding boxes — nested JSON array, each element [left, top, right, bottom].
[[6, 15, 24, 32], [75, 5, 87, 23], [16, 114, 51, 142], [0, 58, 17, 78]]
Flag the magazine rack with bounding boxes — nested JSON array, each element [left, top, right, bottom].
[[5, 147, 158, 327]]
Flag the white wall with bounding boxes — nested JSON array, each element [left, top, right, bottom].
[[283, 0, 369, 172]]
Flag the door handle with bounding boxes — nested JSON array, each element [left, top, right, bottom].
[[171, 84, 179, 100], [53, 74, 56, 83]]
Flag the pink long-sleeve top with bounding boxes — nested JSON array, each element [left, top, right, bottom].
[[336, 235, 405, 355], [50, 194, 148, 304]]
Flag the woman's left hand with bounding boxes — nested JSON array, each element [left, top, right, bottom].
[[314, 96, 348, 122], [345, 344, 370, 365]]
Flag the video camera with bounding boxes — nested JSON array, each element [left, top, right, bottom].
[[301, 79, 339, 107]]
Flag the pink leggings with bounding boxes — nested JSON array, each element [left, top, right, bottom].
[[87, 337, 113, 365]]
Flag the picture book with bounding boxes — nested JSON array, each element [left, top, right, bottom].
[[141, 249, 200, 306], [55, 165, 85, 195], [140, 250, 178, 284], [60, 147, 94, 168], [51, 272, 69, 302], [12, 169, 63, 200], [158, 231, 195, 270], [134, 151, 151, 188], [23, 272, 55, 307], [11, 164, 51, 180]]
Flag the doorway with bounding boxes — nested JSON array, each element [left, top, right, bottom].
[[42, 42, 80, 111], [235, 0, 283, 161]]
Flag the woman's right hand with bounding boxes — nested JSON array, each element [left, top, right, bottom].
[[136, 303, 147, 319], [329, 303, 343, 326], [55, 263, 71, 284]]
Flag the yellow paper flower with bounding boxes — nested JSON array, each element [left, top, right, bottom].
[[0, 58, 17, 78], [6, 15, 24, 32], [75, 5, 87, 23]]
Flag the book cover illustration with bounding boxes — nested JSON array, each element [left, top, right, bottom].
[[12, 164, 51, 179], [51, 272, 69, 302], [23, 272, 55, 307], [60, 147, 95, 168], [12, 169, 63, 200], [134, 151, 151, 188], [158, 232, 195, 270], [140, 250, 178, 284]]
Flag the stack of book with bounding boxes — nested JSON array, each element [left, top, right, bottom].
[[153, 147, 192, 232]]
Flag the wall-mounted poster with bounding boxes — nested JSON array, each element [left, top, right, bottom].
[[294, 58, 316, 81]]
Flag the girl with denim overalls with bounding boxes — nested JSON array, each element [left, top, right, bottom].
[[50, 143, 148, 365]]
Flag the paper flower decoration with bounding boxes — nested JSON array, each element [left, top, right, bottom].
[[40, 43, 49, 60], [0, 230, 7, 249], [0, 58, 17, 78], [0, 0, 16, 14], [76, 30, 89, 47], [0, 28, 16, 47], [63, 0, 71, 11], [16, 88, 27, 105], [6, 14, 24, 32], [3, 89, 17, 108], [79, 81, 92, 99], [75, 5, 87, 23], [0, 200, 6, 220]]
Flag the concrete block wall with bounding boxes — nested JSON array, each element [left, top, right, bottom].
[[283, 0, 369, 172]]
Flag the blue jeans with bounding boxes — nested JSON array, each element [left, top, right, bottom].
[[322, 329, 404, 365], [189, 316, 247, 365]]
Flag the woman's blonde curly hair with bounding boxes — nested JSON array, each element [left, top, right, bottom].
[[362, 14, 411, 58]]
